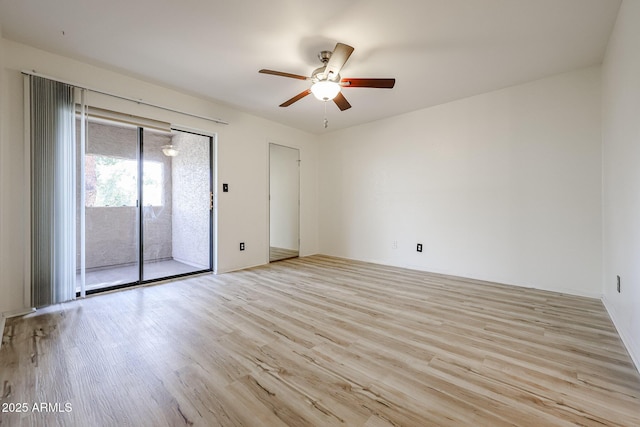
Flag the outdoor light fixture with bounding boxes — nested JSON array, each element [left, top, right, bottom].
[[161, 144, 179, 157], [310, 80, 341, 101]]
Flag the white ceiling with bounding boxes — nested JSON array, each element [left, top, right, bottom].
[[0, 0, 621, 134]]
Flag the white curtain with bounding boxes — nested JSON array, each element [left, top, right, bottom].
[[29, 75, 76, 307]]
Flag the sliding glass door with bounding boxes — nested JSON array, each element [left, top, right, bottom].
[[76, 117, 213, 293]]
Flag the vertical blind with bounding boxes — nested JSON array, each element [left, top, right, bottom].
[[30, 75, 76, 307]]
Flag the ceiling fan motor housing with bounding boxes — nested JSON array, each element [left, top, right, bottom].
[[313, 51, 340, 82], [318, 50, 332, 64], [312, 67, 340, 83]]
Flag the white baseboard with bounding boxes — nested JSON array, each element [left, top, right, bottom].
[[602, 296, 640, 374], [217, 261, 268, 275], [2, 307, 36, 318]]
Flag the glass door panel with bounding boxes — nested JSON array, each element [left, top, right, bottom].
[[78, 119, 140, 291], [142, 129, 211, 281]]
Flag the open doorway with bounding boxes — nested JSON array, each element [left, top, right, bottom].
[[269, 143, 300, 262]]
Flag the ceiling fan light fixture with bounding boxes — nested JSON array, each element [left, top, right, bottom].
[[161, 144, 179, 157], [311, 80, 341, 101]]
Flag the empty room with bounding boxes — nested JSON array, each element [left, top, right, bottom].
[[1, 0, 639, 425]]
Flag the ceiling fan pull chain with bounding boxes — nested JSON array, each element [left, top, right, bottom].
[[323, 100, 329, 128]]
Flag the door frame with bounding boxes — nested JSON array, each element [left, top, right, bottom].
[[268, 142, 301, 262], [79, 126, 216, 296]]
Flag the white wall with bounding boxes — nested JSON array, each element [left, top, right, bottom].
[[0, 35, 30, 315], [319, 66, 603, 297], [0, 26, 17, 313], [0, 37, 320, 314], [601, 0, 640, 368]]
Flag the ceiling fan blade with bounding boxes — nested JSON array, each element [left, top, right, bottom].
[[333, 92, 352, 111], [259, 69, 309, 80], [341, 78, 396, 88], [280, 89, 312, 107], [325, 43, 354, 80]]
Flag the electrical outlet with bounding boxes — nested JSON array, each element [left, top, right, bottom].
[[240, 242, 245, 251], [416, 243, 423, 252], [617, 275, 621, 293], [223, 183, 229, 192], [392, 240, 398, 249]]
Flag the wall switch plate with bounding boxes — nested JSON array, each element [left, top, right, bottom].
[[240, 242, 245, 251], [392, 240, 398, 249], [617, 275, 621, 293], [416, 243, 423, 252], [223, 183, 229, 192]]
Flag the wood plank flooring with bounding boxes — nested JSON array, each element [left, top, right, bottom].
[[1, 255, 639, 426]]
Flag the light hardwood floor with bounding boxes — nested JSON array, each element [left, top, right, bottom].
[[1, 255, 639, 426]]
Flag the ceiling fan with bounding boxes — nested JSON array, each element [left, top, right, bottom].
[[259, 43, 395, 111]]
